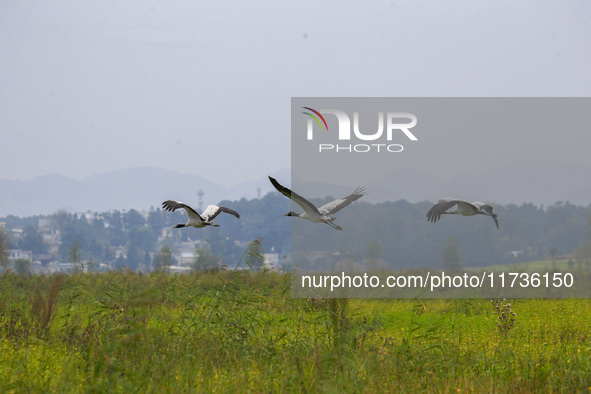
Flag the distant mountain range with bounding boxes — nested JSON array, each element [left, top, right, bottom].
[[0, 167, 290, 217], [364, 160, 591, 208], [0, 161, 589, 217]]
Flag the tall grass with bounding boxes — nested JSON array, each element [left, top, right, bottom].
[[1, 259, 591, 391]]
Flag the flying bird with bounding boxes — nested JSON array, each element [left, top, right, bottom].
[[268, 176, 366, 231], [426, 198, 499, 229], [162, 200, 240, 228]]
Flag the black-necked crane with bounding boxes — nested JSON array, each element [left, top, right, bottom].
[[268, 176, 366, 231], [426, 198, 499, 229], [162, 200, 240, 228]]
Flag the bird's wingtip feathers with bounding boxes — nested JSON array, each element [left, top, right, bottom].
[[353, 186, 367, 196]]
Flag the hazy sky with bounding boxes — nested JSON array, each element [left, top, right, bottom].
[[1, 1, 591, 187]]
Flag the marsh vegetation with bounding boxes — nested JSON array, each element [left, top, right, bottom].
[[1, 267, 591, 392]]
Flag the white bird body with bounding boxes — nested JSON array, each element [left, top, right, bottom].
[[268, 176, 365, 231], [162, 200, 240, 228], [426, 198, 499, 229]]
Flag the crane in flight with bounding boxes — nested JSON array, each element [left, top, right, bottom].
[[426, 198, 499, 229], [268, 176, 366, 231], [162, 200, 240, 229]]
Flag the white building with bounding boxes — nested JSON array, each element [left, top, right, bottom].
[[263, 252, 280, 271], [6, 249, 33, 262]]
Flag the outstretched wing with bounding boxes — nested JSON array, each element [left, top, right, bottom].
[[426, 198, 476, 223], [162, 200, 203, 221], [200, 204, 240, 221], [268, 176, 320, 215], [318, 186, 366, 215]]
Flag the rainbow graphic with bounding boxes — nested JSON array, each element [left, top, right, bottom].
[[302, 107, 328, 131]]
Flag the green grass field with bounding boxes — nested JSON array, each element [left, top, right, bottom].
[[1, 267, 591, 392]]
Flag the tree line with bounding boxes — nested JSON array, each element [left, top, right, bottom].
[[1, 194, 591, 272]]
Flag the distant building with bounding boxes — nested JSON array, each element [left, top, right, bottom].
[[33, 253, 53, 266], [506, 250, 524, 259], [263, 252, 280, 271], [171, 240, 204, 268], [6, 249, 33, 262], [110, 245, 128, 259], [9, 227, 24, 240], [46, 261, 88, 273], [167, 265, 192, 274]]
